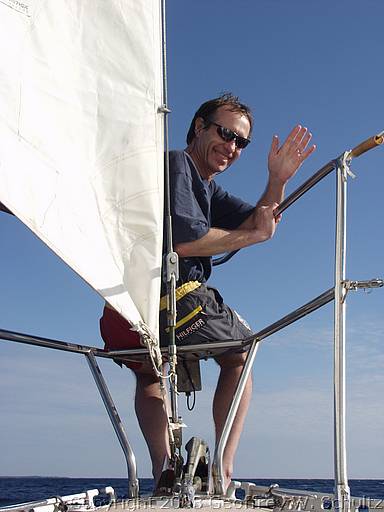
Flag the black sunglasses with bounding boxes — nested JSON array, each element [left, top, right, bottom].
[[208, 121, 251, 149]]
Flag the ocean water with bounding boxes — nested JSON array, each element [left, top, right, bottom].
[[0, 477, 383, 508]]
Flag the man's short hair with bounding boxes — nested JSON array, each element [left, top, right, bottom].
[[186, 93, 253, 145]]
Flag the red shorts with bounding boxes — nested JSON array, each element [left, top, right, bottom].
[[100, 305, 143, 370]]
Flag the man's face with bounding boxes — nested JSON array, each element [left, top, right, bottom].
[[192, 106, 251, 180]]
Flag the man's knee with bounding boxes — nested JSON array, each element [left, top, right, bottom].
[[132, 363, 159, 386], [215, 350, 248, 369]]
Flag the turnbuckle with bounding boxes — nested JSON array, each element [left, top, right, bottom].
[[344, 278, 383, 291]]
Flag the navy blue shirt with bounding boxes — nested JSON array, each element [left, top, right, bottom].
[[168, 150, 255, 284]]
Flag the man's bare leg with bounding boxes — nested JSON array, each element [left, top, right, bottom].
[[213, 352, 252, 491], [134, 369, 171, 483]]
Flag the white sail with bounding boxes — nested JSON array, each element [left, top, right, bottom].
[[0, 0, 164, 339]]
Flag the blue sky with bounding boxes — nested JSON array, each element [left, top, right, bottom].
[[1, 1, 383, 481]]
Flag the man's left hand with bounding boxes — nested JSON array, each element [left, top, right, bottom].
[[268, 125, 316, 184]]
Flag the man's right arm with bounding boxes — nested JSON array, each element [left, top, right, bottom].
[[175, 202, 278, 257]]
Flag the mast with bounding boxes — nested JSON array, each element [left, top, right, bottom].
[[159, 0, 184, 475]]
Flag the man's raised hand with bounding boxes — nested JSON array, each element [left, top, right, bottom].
[[268, 125, 316, 184]]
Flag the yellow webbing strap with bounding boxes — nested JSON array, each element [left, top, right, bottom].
[[165, 305, 203, 333], [176, 305, 203, 329], [159, 281, 201, 312]]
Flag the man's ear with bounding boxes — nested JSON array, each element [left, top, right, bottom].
[[194, 117, 206, 137]]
